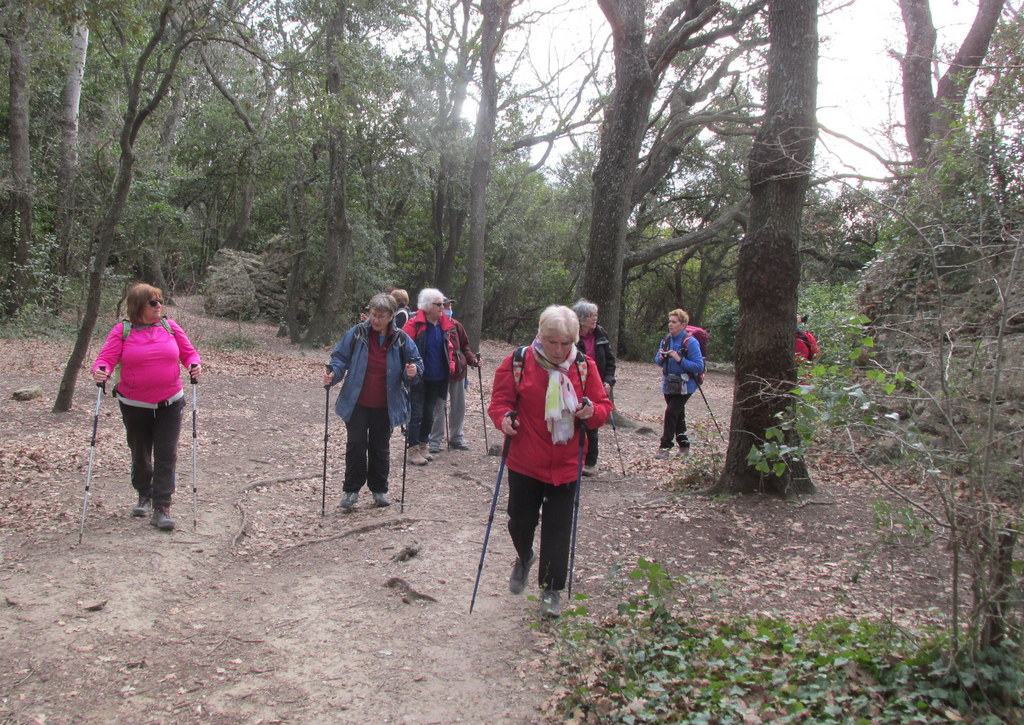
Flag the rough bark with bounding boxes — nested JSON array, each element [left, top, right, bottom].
[[3, 23, 33, 315], [303, 1, 353, 345], [460, 0, 513, 348], [710, 0, 818, 498]]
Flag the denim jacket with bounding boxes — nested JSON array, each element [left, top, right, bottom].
[[654, 331, 704, 395], [326, 322, 423, 426]]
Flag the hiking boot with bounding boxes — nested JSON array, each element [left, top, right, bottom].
[[450, 440, 471, 451], [131, 495, 152, 517], [540, 589, 562, 619], [678, 444, 692, 456], [372, 491, 391, 507], [654, 447, 673, 460], [408, 446, 428, 466], [339, 492, 358, 511], [150, 505, 175, 531], [582, 465, 597, 477], [427, 442, 441, 455], [509, 551, 536, 595], [419, 443, 434, 461]]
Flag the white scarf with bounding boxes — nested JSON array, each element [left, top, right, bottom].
[[531, 339, 579, 444]]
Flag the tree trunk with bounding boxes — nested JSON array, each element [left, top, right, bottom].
[[56, 23, 89, 280], [710, 0, 818, 498], [3, 25, 33, 315], [303, 1, 353, 346], [461, 0, 512, 348]]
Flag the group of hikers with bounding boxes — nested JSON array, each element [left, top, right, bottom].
[[89, 282, 817, 618]]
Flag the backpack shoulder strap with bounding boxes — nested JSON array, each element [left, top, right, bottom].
[[512, 346, 528, 389], [121, 319, 131, 341], [574, 349, 588, 388], [160, 316, 174, 335]]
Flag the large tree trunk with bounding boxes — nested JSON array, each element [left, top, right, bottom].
[[54, 3, 192, 412], [461, 0, 512, 348], [302, 1, 353, 345], [3, 24, 33, 315], [710, 0, 818, 498], [55, 23, 89, 280]]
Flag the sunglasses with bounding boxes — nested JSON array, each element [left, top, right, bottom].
[[431, 301, 443, 307], [147, 299, 163, 307]]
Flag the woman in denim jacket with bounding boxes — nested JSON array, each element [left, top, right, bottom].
[[322, 293, 423, 510], [654, 308, 704, 458]]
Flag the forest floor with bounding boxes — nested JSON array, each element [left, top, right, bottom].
[[0, 298, 956, 724]]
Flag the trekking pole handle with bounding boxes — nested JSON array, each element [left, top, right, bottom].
[[190, 363, 199, 384], [96, 366, 106, 394], [324, 363, 333, 390], [501, 411, 517, 456]]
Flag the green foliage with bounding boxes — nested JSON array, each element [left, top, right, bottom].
[[0, 304, 77, 340], [553, 559, 1023, 723]]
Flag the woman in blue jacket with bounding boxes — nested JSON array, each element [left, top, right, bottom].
[[654, 308, 704, 458], [322, 293, 423, 510]]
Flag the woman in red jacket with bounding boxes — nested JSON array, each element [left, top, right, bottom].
[[488, 305, 612, 618]]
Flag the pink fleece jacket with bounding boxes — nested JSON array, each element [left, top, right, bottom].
[[93, 319, 201, 404]]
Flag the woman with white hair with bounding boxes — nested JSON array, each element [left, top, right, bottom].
[[402, 288, 456, 465], [488, 305, 613, 618]]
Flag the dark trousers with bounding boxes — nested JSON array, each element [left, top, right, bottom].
[[407, 379, 447, 447], [119, 398, 184, 507], [344, 405, 392, 494], [659, 393, 692, 449], [506, 470, 576, 592], [584, 428, 599, 467]]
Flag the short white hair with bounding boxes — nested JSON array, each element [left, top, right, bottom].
[[417, 287, 444, 311], [537, 305, 580, 343]]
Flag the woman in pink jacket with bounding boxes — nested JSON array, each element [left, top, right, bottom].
[[488, 305, 612, 618], [92, 284, 202, 531]]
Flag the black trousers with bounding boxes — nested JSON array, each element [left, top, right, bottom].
[[119, 398, 184, 507], [659, 392, 692, 449], [584, 427, 599, 467], [506, 470, 576, 592], [407, 379, 447, 447], [344, 405, 391, 493]]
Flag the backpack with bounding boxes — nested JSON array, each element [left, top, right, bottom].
[[121, 317, 174, 340], [795, 329, 817, 361], [512, 346, 588, 390], [661, 326, 707, 386]]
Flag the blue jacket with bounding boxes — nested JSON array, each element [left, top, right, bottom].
[[326, 322, 423, 426], [654, 331, 704, 395]]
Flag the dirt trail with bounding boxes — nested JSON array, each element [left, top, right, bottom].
[[1, 300, 954, 724]]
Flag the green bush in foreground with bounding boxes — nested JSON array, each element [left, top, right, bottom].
[[552, 559, 1021, 724]]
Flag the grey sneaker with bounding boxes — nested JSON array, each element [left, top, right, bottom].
[[654, 447, 673, 460], [450, 440, 471, 451], [150, 505, 175, 531], [339, 492, 358, 511], [582, 465, 597, 477], [372, 491, 391, 507], [540, 589, 562, 619], [678, 445, 692, 456], [508, 551, 536, 595], [131, 495, 152, 517], [427, 442, 441, 455]]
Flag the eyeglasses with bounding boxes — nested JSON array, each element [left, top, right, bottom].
[[431, 301, 443, 307], [147, 299, 163, 307]]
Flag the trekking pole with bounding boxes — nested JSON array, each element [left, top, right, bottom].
[[608, 387, 626, 477], [400, 425, 409, 514], [567, 407, 588, 601], [444, 398, 450, 451], [189, 365, 199, 531], [322, 365, 331, 516], [476, 360, 489, 452], [697, 383, 727, 444], [78, 367, 106, 544], [469, 411, 516, 614]]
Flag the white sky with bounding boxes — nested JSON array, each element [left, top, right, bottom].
[[514, 0, 985, 178]]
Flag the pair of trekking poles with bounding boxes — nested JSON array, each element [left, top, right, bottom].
[[468, 405, 590, 614], [78, 366, 200, 543]]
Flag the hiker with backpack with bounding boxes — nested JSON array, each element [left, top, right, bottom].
[[91, 284, 202, 531], [488, 305, 613, 618], [654, 308, 705, 459], [571, 299, 616, 477], [428, 298, 480, 453], [323, 293, 422, 511], [795, 315, 819, 362]]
